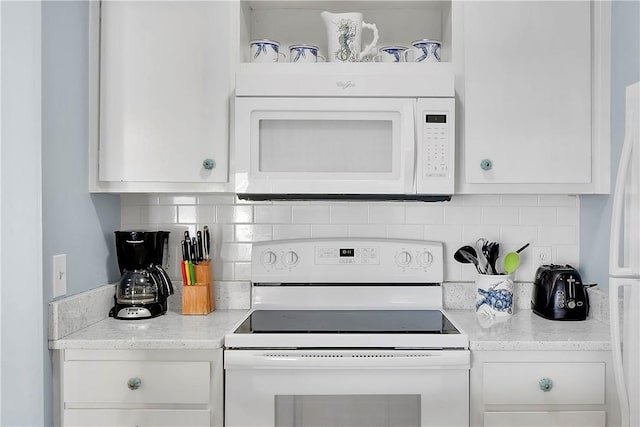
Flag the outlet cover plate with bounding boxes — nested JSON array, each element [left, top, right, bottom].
[[53, 254, 67, 298]]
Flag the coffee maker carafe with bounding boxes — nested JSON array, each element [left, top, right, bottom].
[[110, 231, 174, 319]]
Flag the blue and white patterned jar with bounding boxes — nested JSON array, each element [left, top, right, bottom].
[[409, 39, 441, 63], [288, 44, 326, 63], [250, 39, 286, 63], [475, 274, 514, 317], [374, 46, 409, 63]]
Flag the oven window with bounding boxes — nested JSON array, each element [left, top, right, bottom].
[[275, 394, 420, 427], [258, 119, 393, 173]]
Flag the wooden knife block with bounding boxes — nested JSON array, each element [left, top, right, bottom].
[[182, 261, 215, 315]]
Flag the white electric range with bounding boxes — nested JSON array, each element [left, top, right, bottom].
[[224, 238, 470, 427]]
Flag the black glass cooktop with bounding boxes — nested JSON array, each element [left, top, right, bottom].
[[234, 310, 460, 334]]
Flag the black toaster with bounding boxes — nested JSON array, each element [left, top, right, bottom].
[[531, 264, 590, 321]]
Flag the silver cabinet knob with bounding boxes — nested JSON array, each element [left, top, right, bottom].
[[127, 377, 141, 390], [202, 158, 215, 170]]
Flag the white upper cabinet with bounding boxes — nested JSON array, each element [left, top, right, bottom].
[[90, 1, 232, 192], [454, 1, 610, 194]]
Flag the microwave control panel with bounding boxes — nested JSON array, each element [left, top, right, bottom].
[[422, 114, 450, 179], [416, 98, 455, 194]]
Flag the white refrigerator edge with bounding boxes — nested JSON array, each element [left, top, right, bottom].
[[610, 80, 640, 427]]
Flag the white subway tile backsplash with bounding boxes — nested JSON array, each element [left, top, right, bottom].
[[482, 207, 519, 225], [220, 243, 252, 262], [555, 245, 580, 266], [406, 205, 444, 224], [121, 194, 581, 307], [310, 225, 349, 238], [330, 204, 368, 224], [121, 194, 159, 206], [462, 194, 501, 206], [557, 207, 580, 225], [140, 205, 177, 224], [159, 195, 197, 205], [444, 206, 482, 224], [520, 207, 557, 225], [292, 206, 330, 224], [177, 205, 215, 224], [348, 224, 387, 238], [255, 205, 292, 223], [197, 194, 236, 205], [234, 263, 252, 281], [273, 224, 312, 240], [539, 225, 577, 245], [462, 225, 500, 244], [216, 206, 254, 223], [500, 195, 539, 206], [234, 224, 274, 242], [368, 205, 405, 224], [425, 225, 463, 245], [499, 226, 538, 250], [539, 195, 579, 207], [386, 225, 424, 240], [120, 205, 141, 225]]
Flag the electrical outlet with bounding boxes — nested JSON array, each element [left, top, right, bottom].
[[532, 246, 552, 266], [53, 254, 67, 298]]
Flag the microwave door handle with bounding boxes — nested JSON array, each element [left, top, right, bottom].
[[410, 101, 418, 193]]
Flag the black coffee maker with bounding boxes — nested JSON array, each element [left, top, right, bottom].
[[109, 231, 174, 319]]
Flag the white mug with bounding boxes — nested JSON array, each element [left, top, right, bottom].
[[288, 44, 326, 63], [250, 39, 286, 63], [374, 46, 409, 63], [320, 11, 379, 62], [407, 39, 441, 63]]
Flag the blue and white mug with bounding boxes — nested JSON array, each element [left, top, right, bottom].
[[374, 46, 409, 63], [408, 39, 441, 63], [288, 44, 326, 63], [250, 39, 286, 63]]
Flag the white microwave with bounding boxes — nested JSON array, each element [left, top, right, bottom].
[[234, 64, 455, 201]]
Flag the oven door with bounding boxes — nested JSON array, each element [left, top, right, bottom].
[[224, 349, 470, 427], [234, 97, 416, 196]]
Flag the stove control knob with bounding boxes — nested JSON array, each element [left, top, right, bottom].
[[418, 251, 434, 267], [283, 251, 299, 266], [395, 251, 412, 266], [261, 251, 277, 266]]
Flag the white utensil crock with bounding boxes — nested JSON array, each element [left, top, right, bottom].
[[475, 274, 514, 317]]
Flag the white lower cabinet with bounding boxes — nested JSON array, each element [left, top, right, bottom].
[[54, 349, 222, 427], [470, 351, 619, 427]]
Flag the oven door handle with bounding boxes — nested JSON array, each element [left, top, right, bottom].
[[224, 350, 470, 370]]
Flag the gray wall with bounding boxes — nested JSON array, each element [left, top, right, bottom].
[[1, 2, 44, 425], [580, 0, 640, 288], [41, 1, 121, 424]]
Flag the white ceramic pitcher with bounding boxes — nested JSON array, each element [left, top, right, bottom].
[[321, 11, 379, 62]]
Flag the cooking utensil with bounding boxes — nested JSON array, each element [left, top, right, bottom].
[[454, 245, 482, 273], [203, 225, 210, 260], [503, 243, 530, 275], [475, 238, 489, 274], [483, 241, 500, 274]]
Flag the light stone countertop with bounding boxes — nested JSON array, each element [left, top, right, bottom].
[[48, 309, 247, 350], [446, 309, 611, 351], [49, 308, 610, 352]]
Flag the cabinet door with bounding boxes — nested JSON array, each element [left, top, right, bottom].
[[462, 1, 592, 185], [99, 1, 229, 183], [64, 409, 210, 427], [484, 411, 606, 427]]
